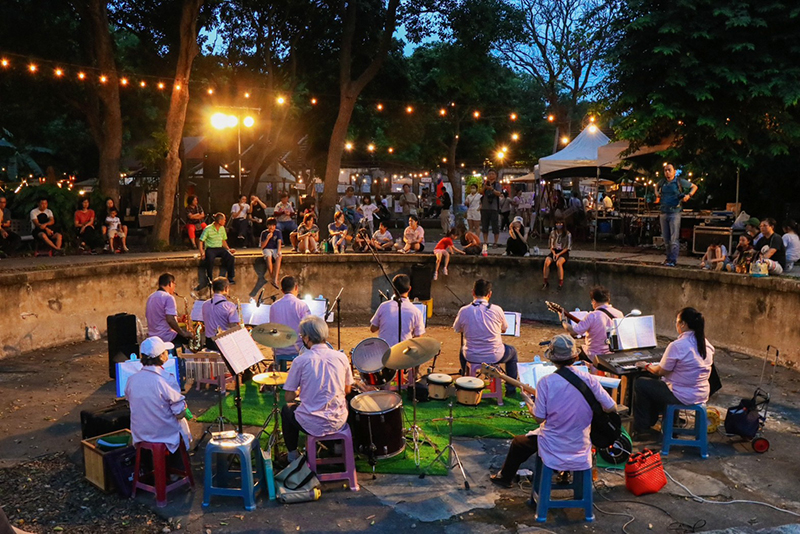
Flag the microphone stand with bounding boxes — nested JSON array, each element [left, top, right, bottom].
[[325, 287, 344, 350]]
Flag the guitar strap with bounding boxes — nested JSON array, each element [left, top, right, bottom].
[[554, 367, 603, 416]]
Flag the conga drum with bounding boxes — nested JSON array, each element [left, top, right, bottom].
[[427, 373, 453, 400], [455, 376, 485, 406]]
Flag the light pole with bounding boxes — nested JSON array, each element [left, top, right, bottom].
[[211, 110, 257, 194]]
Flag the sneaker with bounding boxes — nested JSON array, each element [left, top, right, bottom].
[[433, 271, 438, 281], [490, 473, 513, 489], [443, 267, 448, 276], [524, 252, 531, 257], [123, 246, 129, 252], [665, 261, 676, 267]]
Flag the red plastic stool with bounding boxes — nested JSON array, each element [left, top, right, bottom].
[[306, 424, 359, 491], [468, 363, 504, 406], [132, 441, 194, 507]]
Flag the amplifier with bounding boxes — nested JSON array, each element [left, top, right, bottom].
[[692, 225, 743, 255], [80, 401, 131, 439], [409, 263, 433, 301]]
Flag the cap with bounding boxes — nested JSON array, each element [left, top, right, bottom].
[[140, 336, 174, 358], [746, 217, 760, 227], [545, 334, 576, 362], [513, 216, 523, 225]]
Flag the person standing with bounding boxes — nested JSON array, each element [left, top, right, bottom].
[[250, 195, 268, 241], [270, 276, 312, 361], [655, 163, 697, 267], [0, 196, 21, 256], [229, 195, 251, 248], [201, 277, 240, 351], [185, 195, 207, 249], [499, 190, 512, 231], [398, 184, 419, 218], [453, 279, 518, 395], [339, 186, 360, 227], [259, 217, 283, 288], [480, 170, 503, 247], [465, 184, 482, 234], [198, 213, 236, 286], [782, 220, 800, 271], [370, 274, 425, 347], [30, 198, 63, 253], [145, 273, 192, 348], [557, 286, 623, 365], [439, 188, 452, 235], [358, 195, 378, 235]]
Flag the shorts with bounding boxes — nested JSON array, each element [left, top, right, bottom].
[[434, 248, 448, 256], [262, 248, 281, 259], [466, 209, 480, 222], [546, 250, 569, 262], [108, 229, 121, 240], [480, 210, 499, 234]]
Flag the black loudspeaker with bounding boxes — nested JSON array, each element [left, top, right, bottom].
[[409, 263, 433, 301], [107, 313, 138, 379], [80, 401, 131, 439], [203, 152, 220, 181]]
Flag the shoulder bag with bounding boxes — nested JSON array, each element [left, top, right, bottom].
[[555, 367, 622, 448], [274, 454, 321, 503]]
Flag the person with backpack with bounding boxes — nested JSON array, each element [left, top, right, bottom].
[[655, 163, 698, 266]]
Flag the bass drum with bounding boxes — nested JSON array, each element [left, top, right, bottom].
[[351, 338, 396, 386], [350, 391, 406, 459]]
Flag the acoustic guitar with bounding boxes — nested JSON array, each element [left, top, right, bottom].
[[545, 301, 582, 324], [481, 363, 537, 397]]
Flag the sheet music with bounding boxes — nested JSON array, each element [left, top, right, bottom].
[[213, 326, 265, 375], [190, 300, 206, 322], [240, 302, 270, 326], [614, 315, 657, 350], [568, 310, 589, 329], [518, 361, 620, 390]]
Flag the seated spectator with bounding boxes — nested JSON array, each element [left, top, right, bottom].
[[543, 220, 571, 290], [351, 226, 369, 252], [30, 198, 63, 254], [457, 222, 481, 255], [260, 217, 282, 288], [397, 214, 424, 253], [371, 221, 394, 251], [782, 220, 800, 271], [185, 195, 207, 249], [297, 212, 319, 253], [726, 234, 755, 273], [250, 195, 268, 239], [74, 198, 101, 253], [102, 197, 129, 243], [229, 195, 251, 247], [294, 196, 317, 251], [105, 207, 129, 252], [199, 213, 236, 285], [273, 192, 296, 243], [754, 218, 785, 275], [0, 195, 22, 256], [328, 211, 348, 253], [505, 216, 528, 257], [433, 228, 465, 280], [699, 241, 727, 271], [745, 217, 762, 244]]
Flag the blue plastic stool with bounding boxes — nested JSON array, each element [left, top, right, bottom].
[[531, 455, 594, 522], [661, 403, 709, 458], [202, 433, 266, 511], [275, 353, 299, 372]]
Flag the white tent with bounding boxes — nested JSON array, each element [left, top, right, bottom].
[[595, 137, 674, 168], [539, 126, 612, 178]]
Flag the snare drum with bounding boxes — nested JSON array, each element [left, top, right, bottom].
[[455, 376, 485, 406], [350, 391, 406, 459], [427, 373, 453, 400], [351, 338, 396, 386]]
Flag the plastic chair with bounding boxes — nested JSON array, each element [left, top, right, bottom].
[[203, 433, 266, 510], [131, 441, 194, 507], [531, 455, 594, 522], [661, 403, 709, 458], [468, 363, 504, 406], [306, 424, 359, 491], [275, 353, 299, 372]]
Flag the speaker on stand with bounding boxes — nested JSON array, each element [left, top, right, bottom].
[[107, 313, 139, 379]]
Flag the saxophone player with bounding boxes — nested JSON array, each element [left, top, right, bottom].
[[145, 273, 192, 348], [201, 277, 241, 351]]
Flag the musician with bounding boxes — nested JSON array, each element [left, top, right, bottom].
[[453, 279, 518, 395], [125, 336, 191, 453], [632, 307, 714, 441], [270, 276, 311, 360], [198, 213, 236, 287], [145, 273, 192, 348], [201, 277, 240, 351], [490, 334, 616, 488], [557, 286, 623, 365], [370, 274, 425, 347], [282, 315, 353, 461]]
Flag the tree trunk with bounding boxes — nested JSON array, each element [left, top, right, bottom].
[[150, 0, 204, 248], [319, 93, 357, 232]]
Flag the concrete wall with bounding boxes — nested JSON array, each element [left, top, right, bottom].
[[1, 254, 796, 364]]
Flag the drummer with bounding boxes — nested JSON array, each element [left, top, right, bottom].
[[282, 315, 353, 462], [201, 277, 240, 351], [370, 274, 426, 347], [270, 276, 311, 364], [454, 278, 518, 395]]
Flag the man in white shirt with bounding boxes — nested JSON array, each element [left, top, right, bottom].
[[125, 337, 192, 453], [453, 279, 518, 395], [370, 274, 425, 347], [30, 198, 63, 253], [490, 334, 616, 488], [201, 277, 240, 351], [558, 286, 623, 365], [145, 273, 192, 348], [269, 276, 311, 360], [282, 315, 353, 461], [229, 195, 251, 247]]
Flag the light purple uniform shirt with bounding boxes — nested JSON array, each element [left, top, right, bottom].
[[145, 290, 178, 342], [572, 305, 623, 358], [370, 297, 426, 347], [270, 293, 311, 356], [202, 294, 239, 340], [659, 331, 714, 405], [125, 366, 191, 453], [535, 366, 616, 471], [283, 343, 354, 437], [453, 299, 508, 363]]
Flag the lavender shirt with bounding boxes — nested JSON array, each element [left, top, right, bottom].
[[659, 331, 714, 405], [453, 299, 507, 363], [283, 343, 354, 437], [269, 293, 311, 356], [145, 290, 178, 342], [572, 305, 623, 358], [534, 367, 616, 471], [370, 297, 426, 347], [201, 294, 239, 340], [125, 366, 191, 453]]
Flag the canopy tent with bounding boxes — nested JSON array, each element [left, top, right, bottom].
[[508, 168, 539, 183], [595, 137, 674, 168], [539, 126, 614, 179]]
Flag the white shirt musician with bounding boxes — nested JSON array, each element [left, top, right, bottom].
[[370, 274, 425, 347], [201, 277, 240, 351], [269, 276, 311, 357], [557, 286, 623, 364]]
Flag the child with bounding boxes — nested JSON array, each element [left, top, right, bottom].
[[328, 211, 348, 253], [358, 195, 378, 235], [260, 217, 282, 288], [433, 228, 465, 280], [372, 221, 394, 251], [105, 208, 128, 252], [727, 234, 755, 273], [700, 241, 727, 271]]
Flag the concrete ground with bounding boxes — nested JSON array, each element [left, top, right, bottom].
[[2, 319, 800, 533]]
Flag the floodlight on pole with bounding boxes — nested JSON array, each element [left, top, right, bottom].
[[211, 112, 229, 130], [243, 116, 255, 128]]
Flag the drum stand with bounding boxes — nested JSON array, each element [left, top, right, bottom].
[[191, 377, 233, 453], [258, 375, 284, 458], [419, 397, 470, 490]]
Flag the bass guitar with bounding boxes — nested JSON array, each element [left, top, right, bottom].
[[545, 301, 582, 324], [481, 363, 536, 397]]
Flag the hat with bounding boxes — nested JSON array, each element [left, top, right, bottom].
[[746, 217, 760, 227], [545, 334, 576, 362], [140, 336, 174, 358], [513, 216, 523, 225]]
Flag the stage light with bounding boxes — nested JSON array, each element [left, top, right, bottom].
[[99, 75, 107, 83], [276, 95, 286, 105], [511, 133, 520, 141], [345, 142, 354, 151], [207, 88, 214, 95], [588, 124, 598, 133], [211, 112, 229, 130], [311, 98, 317, 105], [120, 77, 129, 86], [406, 106, 413, 114], [157, 82, 164, 89], [28, 64, 37, 73], [243, 116, 255, 128], [473, 110, 480, 118], [175, 83, 182, 90], [510, 113, 517, 121], [54, 68, 63, 77], [226, 115, 238, 128]]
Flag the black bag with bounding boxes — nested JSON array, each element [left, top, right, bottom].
[[708, 364, 722, 397], [724, 397, 760, 438], [556, 367, 622, 448]]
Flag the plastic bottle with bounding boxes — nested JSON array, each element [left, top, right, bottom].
[[481, 244, 488, 257]]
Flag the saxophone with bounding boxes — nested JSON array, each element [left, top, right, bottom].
[[182, 295, 205, 352]]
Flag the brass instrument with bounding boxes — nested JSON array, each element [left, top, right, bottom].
[[180, 294, 205, 353]]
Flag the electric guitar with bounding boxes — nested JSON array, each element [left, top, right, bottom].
[[545, 301, 582, 324], [481, 363, 537, 397]]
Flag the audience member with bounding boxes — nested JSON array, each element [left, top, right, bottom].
[[745, 217, 762, 244], [371, 221, 394, 251], [260, 216, 283, 288], [229, 195, 251, 247], [457, 222, 482, 255], [273, 192, 296, 242], [74, 198, 100, 253], [198, 213, 236, 286], [465, 184, 481, 234], [543, 220, 571, 290], [297, 212, 319, 253], [782, 220, 800, 271], [480, 170, 503, 247], [755, 218, 785, 275], [440, 188, 452, 235], [358, 195, 378, 235], [0, 196, 21, 256], [398, 184, 418, 217], [505, 216, 528, 257], [328, 211, 349, 253], [700, 241, 727, 271], [250, 195, 268, 239], [499, 190, 512, 231], [340, 186, 360, 226], [105, 207, 129, 252], [30, 198, 63, 253], [398, 214, 424, 253], [433, 228, 465, 280], [102, 197, 128, 243], [727, 234, 755, 273], [184, 195, 207, 249]]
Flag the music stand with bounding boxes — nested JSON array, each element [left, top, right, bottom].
[[324, 287, 344, 350], [213, 326, 267, 434]]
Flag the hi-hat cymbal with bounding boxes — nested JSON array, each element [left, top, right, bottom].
[[251, 323, 298, 348], [382, 337, 442, 370], [252, 371, 289, 386]]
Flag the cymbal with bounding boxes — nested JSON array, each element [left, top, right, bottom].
[[251, 323, 298, 348], [252, 371, 288, 386], [382, 337, 442, 370]]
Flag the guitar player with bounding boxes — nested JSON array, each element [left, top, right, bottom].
[[552, 286, 623, 365]]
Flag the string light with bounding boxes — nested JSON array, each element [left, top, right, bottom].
[[54, 68, 63, 77], [310, 97, 317, 105], [276, 95, 285, 105], [511, 133, 520, 141], [439, 108, 447, 116], [561, 136, 569, 144], [120, 77, 128, 86], [243, 116, 255, 128], [548, 114, 555, 122], [1, 58, 8, 67], [139, 80, 146, 88], [442, 157, 447, 163], [377, 103, 384, 111], [367, 143, 375, 152], [244, 92, 250, 98], [77, 72, 86, 80], [175, 83, 181, 90], [589, 116, 596, 123], [28, 64, 37, 73], [388, 147, 394, 153], [207, 88, 214, 95], [99, 75, 107, 83], [157, 82, 164, 89], [510, 113, 517, 121], [588, 124, 598, 133], [345, 142, 354, 151], [473, 110, 480, 118], [405, 106, 413, 114]]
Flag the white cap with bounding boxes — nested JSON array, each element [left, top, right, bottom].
[[140, 336, 174, 358]]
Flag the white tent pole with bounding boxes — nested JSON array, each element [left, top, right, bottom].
[[594, 166, 599, 251]]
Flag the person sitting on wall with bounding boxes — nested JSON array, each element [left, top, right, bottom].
[[699, 241, 727, 271], [185, 195, 207, 249], [754, 218, 786, 275], [198, 213, 236, 286], [457, 222, 482, 255], [328, 211, 349, 253], [371, 221, 395, 251], [433, 228, 465, 280], [105, 207, 129, 252], [229, 194, 251, 248], [396, 214, 424, 253], [296, 212, 319, 253], [542, 220, 571, 290], [30, 198, 64, 254], [505, 216, 528, 257], [726, 234, 755, 273]]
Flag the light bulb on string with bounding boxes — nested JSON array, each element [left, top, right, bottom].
[[244, 92, 250, 98], [276, 95, 286, 105], [207, 88, 214, 95], [439, 108, 447, 116], [120, 77, 129, 86], [511, 133, 520, 141], [1, 58, 8, 67], [139, 80, 146, 88], [28, 64, 37, 73], [388, 147, 394, 154], [175, 83, 181, 90], [547, 114, 555, 122], [311, 97, 318, 105], [406, 106, 414, 114], [473, 110, 480, 118], [510, 113, 517, 121], [157, 82, 165, 89], [78, 72, 86, 80], [377, 103, 384, 111], [54, 68, 63, 77], [99, 75, 107, 83]]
